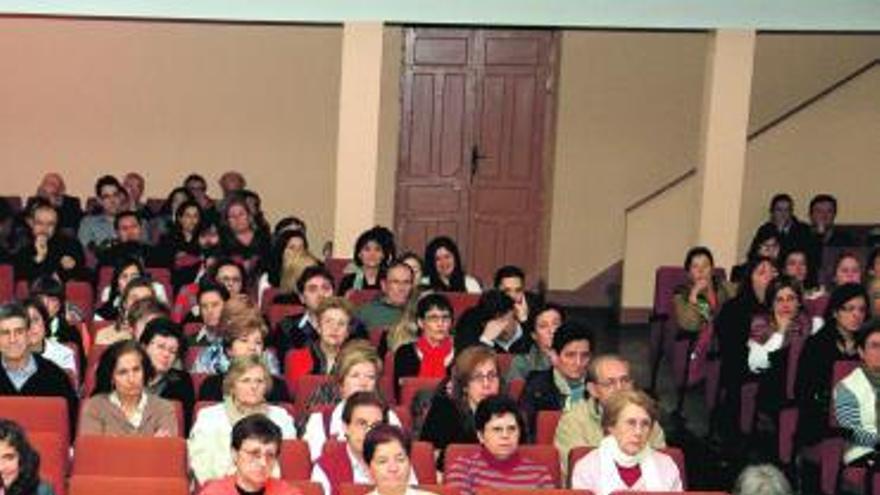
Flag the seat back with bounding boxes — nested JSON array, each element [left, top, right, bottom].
[[446, 444, 560, 487], [280, 439, 313, 481], [346, 289, 381, 307], [446, 293, 481, 321], [69, 476, 189, 495], [411, 441, 438, 484], [30, 432, 68, 495], [399, 377, 443, 408], [0, 396, 69, 447], [290, 481, 332, 495], [66, 281, 95, 322], [508, 378, 526, 401], [268, 303, 305, 329], [535, 410, 563, 445], [324, 258, 352, 286], [72, 436, 187, 477], [476, 490, 593, 495], [652, 267, 689, 319], [0, 264, 13, 303], [291, 374, 336, 416]]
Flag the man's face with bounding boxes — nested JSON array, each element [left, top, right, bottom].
[[29, 207, 58, 239], [123, 174, 144, 204], [99, 184, 122, 216], [301, 275, 333, 312], [0, 317, 30, 363], [498, 276, 525, 304], [556, 339, 591, 382], [116, 215, 142, 243], [381, 265, 413, 307], [199, 291, 225, 328], [220, 174, 245, 196], [771, 199, 793, 226], [344, 404, 384, 455], [810, 200, 836, 230], [185, 178, 208, 202], [38, 174, 64, 204], [586, 359, 634, 406]]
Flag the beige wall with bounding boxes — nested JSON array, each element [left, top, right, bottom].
[[749, 33, 880, 134], [739, 66, 880, 254], [0, 18, 342, 250], [547, 30, 709, 291], [374, 26, 403, 229]]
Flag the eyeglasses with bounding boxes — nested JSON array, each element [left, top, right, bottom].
[[594, 376, 633, 388], [423, 314, 452, 323], [470, 371, 499, 383], [620, 417, 653, 432], [351, 418, 383, 431]]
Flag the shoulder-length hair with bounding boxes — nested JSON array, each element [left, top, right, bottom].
[[424, 236, 466, 292]]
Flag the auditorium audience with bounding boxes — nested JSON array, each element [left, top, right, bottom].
[[507, 303, 564, 381], [731, 229, 781, 283], [555, 355, 665, 474], [571, 390, 681, 494], [420, 346, 501, 467], [94, 277, 158, 345], [393, 293, 455, 399], [519, 321, 593, 437], [751, 193, 812, 259], [197, 414, 301, 495], [189, 356, 297, 484], [311, 391, 409, 495], [0, 303, 78, 433], [363, 425, 436, 495], [95, 256, 167, 321], [139, 318, 195, 431], [274, 265, 336, 357], [285, 297, 354, 381], [834, 318, 880, 466], [79, 339, 177, 436], [445, 394, 554, 495], [339, 227, 393, 296], [423, 236, 481, 293], [0, 418, 57, 495]]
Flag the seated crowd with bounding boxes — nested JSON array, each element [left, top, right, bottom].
[[0, 173, 861, 495]]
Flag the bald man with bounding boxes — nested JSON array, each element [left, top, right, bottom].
[[25, 173, 83, 236]]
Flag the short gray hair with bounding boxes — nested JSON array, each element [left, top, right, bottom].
[[732, 464, 792, 495]]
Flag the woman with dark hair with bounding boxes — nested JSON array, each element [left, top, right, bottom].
[[259, 229, 317, 306], [507, 303, 565, 380], [79, 340, 178, 436], [393, 294, 455, 399], [782, 248, 818, 293], [363, 425, 436, 495], [423, 236, 481, 293], [95, 257, 167, 322], [219, 195, 270, 284], [338, 227, 393, 296], [0, 419, 55, 495], [673, 247, 735, 334], [795, 283, 868, 448], [95, 276, 157, 346], [716, 256, 778, 445], [22, 298, 77, 383], [29, 276, 84, 371], [419, 346, 502, 468], [157, 199, 204, 292], [153, 186, 196, 240], [730, 230, 781, 284], [746, 275, 812, 415], [454, 290, 528, 354], [139, 318, 195, 432]]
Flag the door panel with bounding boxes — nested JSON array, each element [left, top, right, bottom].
[[396, 28, 555, 287]]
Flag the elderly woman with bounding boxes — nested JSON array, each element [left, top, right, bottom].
[[79, 340, 178, 436], [285, 297, 354, 380], [0, 419, 56, 495], [445, 395, 554, 495], [363, 425, 436, 495], [94, 276, 158, 346], [189, 356, 297, 485], [139, 318, 195, 431], [301, 340, 403, 460], [22, 298, 77, 383], [197, 414, 301, 495], [507, 303, 565, 381], [311, 392, 415, 495], [419, 346, 501, 467], [571, 390, 682, 494], [795, 283, 868, 448], [219, 195, 270, 282], [393, 294, 455, 399]]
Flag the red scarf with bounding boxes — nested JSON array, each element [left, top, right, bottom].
[[416, 336, 452, 378], [616, 462, 642, 487]]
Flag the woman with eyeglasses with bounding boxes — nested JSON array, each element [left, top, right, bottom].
[[197, 414, 301, 495], [392, 294, 455, 401], [571, 390, 681, 494], [419, 346, 501, 469]]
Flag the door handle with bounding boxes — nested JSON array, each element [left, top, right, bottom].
[[470, 145, 487, 182]]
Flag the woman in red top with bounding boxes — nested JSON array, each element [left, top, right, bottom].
[[392, 293, 455, 400], [285, 297, 354, 381]]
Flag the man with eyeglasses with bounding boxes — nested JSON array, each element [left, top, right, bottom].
[[198, 414, 300, 495], [0, 302, 78, 435], [356, 262, 415, 340], [554, 354, 665, 475], [78, 175, 125, 252], [312, 391, 416, 495]]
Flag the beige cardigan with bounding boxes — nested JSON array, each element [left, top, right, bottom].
[[78, 393, 178, 436]]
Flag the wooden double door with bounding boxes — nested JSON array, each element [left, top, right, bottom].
[[394, 28, 557, 286]]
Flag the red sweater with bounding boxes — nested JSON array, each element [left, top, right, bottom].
[[444, 447, 555, 495], [197, 476, 301, 495], [315, 442, 354, 495]]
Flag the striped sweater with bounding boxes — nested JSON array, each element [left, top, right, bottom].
[[444, 448, 555, 495]]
